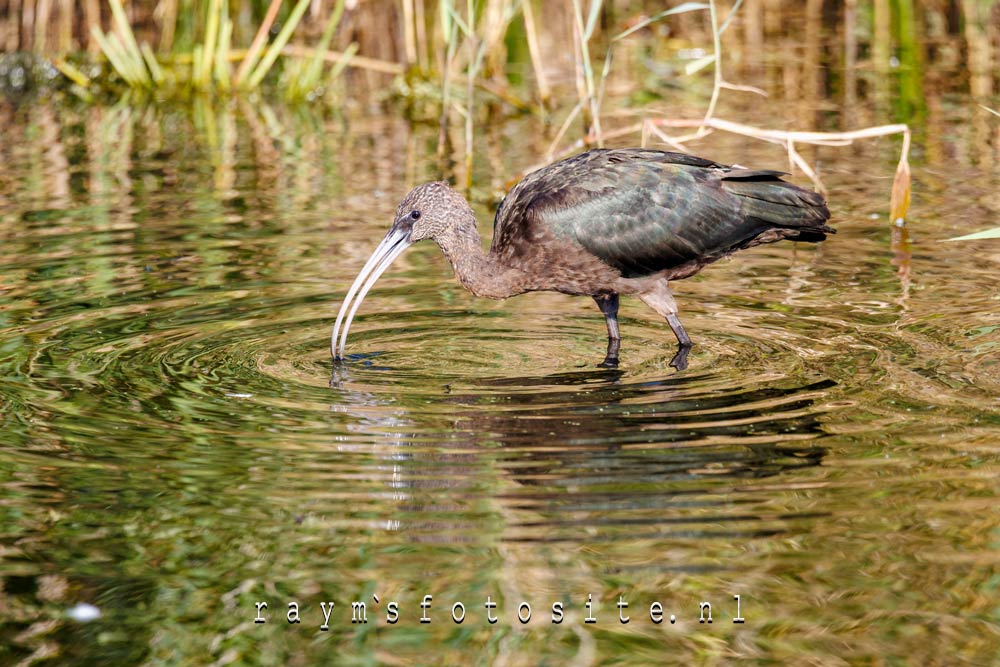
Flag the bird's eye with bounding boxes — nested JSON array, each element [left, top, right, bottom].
[[410, 210, 421, 220]]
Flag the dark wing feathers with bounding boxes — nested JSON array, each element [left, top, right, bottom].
[[721, 176, 830, 227], [493, 148, 832, 279]]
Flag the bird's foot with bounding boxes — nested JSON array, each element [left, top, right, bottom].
[[330, 356, 348, 387], [669, 343, 692, 371], [597, 356, 619, 369]]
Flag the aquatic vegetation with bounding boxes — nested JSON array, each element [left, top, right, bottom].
[[86, 0, 326, 95]]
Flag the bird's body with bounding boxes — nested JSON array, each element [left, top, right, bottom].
[[332, 148, 833, 369]]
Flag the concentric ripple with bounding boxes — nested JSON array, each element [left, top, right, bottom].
[[2, 102, 999, 667]]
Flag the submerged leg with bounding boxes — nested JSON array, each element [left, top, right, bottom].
[[592, 293, 621, 368], [637, 281, 693, 371]]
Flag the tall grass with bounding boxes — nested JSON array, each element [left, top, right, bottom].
[[7, 2, 995, 117], [81, 0, 353, 98]]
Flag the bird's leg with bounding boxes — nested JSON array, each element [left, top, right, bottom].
[[638, 281, 693, 371], [666, 313, 692, 371], [593, 293, 621, 368]]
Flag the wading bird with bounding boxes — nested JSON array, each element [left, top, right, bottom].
[[332, 148, 832, 370]]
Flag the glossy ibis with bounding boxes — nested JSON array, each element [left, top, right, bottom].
[[332, 148, 832, 370]]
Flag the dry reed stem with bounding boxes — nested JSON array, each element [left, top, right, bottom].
[[401, 0, 418, 66], [464, 0, 477, 192], [58, 0, 72, 52], [414, 0, 428, 70], [662, 118, 910, 200], [570, 0, 602, 145], [889, 130, 912, 223], [35, 0, 51, 52], [156, 0, 177, 53], [719, 81, 767, 96], [280, 45, 403, 75], [142, 44, 399, 76], [643, 118, 691, 152], [198, 0, 223, 87], [245, 0, 311, 89], [234, 0, 283, 86], [20, 0, 33, 51], [545, 98, 586, 162], [520, 0, 551, 107], [542, 116, 912, 206], [700, 0, 722, 132], [844, 0, 858, 107]]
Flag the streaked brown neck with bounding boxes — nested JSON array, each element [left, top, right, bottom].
[[434, 218, 527, 300]]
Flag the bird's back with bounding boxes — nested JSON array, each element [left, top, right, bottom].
[[492, 148, 832, 280]]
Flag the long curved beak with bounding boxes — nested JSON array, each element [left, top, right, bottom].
[[332, 222, 414, 360]]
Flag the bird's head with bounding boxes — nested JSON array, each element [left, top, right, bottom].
[[331, 181, 475, 360], [393, 181, 475, 243]]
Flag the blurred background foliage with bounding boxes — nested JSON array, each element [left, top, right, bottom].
[[0, 1, 996, 115]]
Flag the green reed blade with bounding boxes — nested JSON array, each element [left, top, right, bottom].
[[108, 0, 150, 86], [246, 0, 312, 90], [301, 0, 347, 92], [140, 42, 165, 85]]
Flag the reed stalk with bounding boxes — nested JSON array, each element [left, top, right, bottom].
[[158, 0, 178, 53], [54, 59, 93, 87], [326, 42, 359, 82], [234, 0, 283, 87], [90, 26, 139, 87], [288, 0, 347, 98], [699, 0, 722, 133], [141, 42, 166, 85], [570, 0, 602, 144], [57, 0, 73, 53], [196, 0, 224, 88], [465, 0, 476, 190], [844, 0, 858, 108], [402, 0, 418, 66], [873, 0, 891, 73], [246, 0, 312, 90], [438, 0, 460, 161], [108, 0, 151, 86], [520, 0, 550, 108], [414, 0, 428, 71], [213, 14, 233, 91], [35, 0, 51, 53], [281, 45, 401, 75]]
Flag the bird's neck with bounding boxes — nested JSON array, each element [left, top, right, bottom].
[[435, 221, 526, 300]]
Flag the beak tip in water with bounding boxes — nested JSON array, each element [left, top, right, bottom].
[[330, 223, 414, 363]]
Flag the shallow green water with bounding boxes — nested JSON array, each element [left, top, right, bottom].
[[1, 96, 998, 666]]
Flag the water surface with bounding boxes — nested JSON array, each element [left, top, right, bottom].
[[0, 95, 998, 665]]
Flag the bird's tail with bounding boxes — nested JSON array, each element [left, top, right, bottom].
[[722, 172, 834, 241]]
